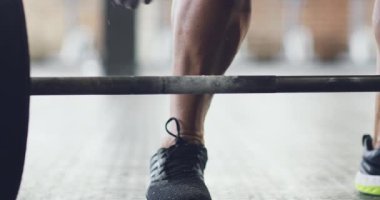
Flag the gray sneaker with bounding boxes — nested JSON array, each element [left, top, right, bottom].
[[146, 118, 211, 200]]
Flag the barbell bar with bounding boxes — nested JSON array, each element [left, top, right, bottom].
[[5, 0, 380, 199], [31, 75, 380, 95]]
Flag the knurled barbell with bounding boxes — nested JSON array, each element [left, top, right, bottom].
[[3, 0, 380, 199]]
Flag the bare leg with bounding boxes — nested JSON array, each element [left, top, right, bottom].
[[373, 0, 380, 148], [162, 0, 251, 147]]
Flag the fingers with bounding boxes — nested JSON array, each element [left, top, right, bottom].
[[124, 0, 139, 9], [113, 0, 139, 9], [113, 0, 151, 9], [113, 0, 123, 5]]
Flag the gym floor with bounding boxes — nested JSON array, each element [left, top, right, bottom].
[[18, 60, 380, 199]]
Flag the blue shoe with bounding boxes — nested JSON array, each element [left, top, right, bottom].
[[355, 135, 380, 195], [146, 118, 211, 200]]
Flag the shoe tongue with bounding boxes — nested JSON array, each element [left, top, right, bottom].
[[363, 134, 374, 150]]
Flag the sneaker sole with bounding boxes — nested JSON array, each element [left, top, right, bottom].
[[355, 172, 380, 195]]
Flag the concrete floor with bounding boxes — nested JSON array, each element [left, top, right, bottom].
[[17, 61, 380, 199]]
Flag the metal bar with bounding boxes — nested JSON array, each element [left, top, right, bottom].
[[31, 75, 380, 95]]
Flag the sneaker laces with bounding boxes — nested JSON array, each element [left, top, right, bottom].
[[165, 117, 185, 144], [150, 118, 207, 182]]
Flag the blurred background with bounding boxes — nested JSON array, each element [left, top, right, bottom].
[[24, 0, 377, 75], [19, 0, 380, 199]]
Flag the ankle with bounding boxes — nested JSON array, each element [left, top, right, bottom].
[[162, 118, 205, 148], [161, 133, 204, 148], [180, 134, 205, 145]]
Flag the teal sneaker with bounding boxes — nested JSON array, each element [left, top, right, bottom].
[[355, 135, 380, 195]]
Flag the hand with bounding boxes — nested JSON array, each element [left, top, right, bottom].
[[113, 0, 152, 9]]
